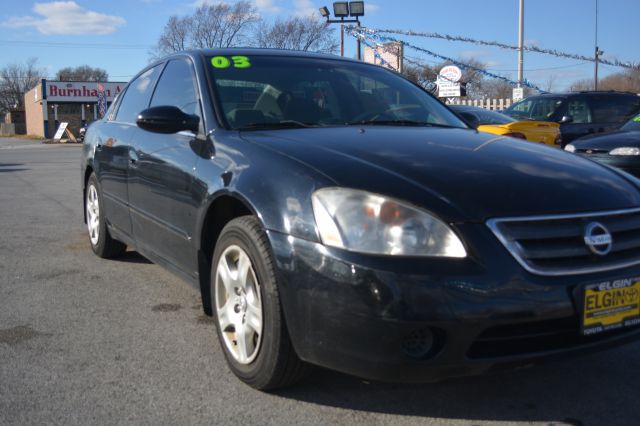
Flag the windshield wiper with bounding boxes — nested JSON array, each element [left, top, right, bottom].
[[240, 120, 317, 130], [346, 119, 459, 128]]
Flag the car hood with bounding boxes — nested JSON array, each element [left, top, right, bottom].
[[572, 130, 640, 150], [239, 126, 640, 222]]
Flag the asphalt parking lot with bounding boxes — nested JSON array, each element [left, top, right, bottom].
[[1, 143, 639, 426]]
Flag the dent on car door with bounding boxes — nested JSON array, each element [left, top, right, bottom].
[[128, 57, 203, 275]]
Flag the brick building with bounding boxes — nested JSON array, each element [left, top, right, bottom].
[[24, 80, 126, 138]]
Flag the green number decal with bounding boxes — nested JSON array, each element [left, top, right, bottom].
[[211, 56, 231, 69], [231, 56, 252, 68]]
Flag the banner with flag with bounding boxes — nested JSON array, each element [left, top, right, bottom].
[[96, 83, 107, 118]]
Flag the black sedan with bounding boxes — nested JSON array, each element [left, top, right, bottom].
[[565, 114, 640, 177], [82, 49, 640, 390]]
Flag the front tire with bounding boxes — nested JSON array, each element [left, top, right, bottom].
[[85, 173, 126, 258], [211, 216, 307, 390]]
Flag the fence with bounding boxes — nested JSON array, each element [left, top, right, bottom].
[[446, 98, 513, 111]]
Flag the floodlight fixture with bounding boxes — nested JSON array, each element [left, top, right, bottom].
[[319, 6, 330, 17], [333, 2, 349, 18], [349, 1, 364, 16]]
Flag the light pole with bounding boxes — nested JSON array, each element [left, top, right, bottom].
[[517, 0, 524, 88], [319, 2, 365, 60], [594, 0, 603, 90]]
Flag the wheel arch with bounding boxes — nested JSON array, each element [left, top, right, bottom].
[[196, 191, 258, 316]]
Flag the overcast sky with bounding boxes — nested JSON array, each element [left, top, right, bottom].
[[0, 0, 637, 91]]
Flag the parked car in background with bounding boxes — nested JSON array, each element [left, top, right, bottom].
[[451, 105, 560, 146], [565, 113, 640, 177], [503, 92, 640, 146], [82, 49, 640, 390]]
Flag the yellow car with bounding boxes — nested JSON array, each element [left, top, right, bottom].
[[452, 105, 561, 146]]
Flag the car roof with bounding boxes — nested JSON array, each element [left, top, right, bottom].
[[160, 48, 359, 65]]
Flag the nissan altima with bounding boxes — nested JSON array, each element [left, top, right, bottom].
[[82, 49, 640, 390]]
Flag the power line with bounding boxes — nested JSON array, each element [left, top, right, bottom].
[[359, 27, 638, 69], [405, 55, 590, 72]]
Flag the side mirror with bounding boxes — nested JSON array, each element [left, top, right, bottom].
[[458, 111, 480, 129], [136, 106, 199, 134], [560, 115, 573, 124]]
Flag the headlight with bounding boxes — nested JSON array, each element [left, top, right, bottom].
[[564, 144, 576, 153], [610, 147, 640, 156], [312, 188, 466, 257]]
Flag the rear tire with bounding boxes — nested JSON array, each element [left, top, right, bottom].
[[85, 173, 126, 258], [211, 216, 308, 390]]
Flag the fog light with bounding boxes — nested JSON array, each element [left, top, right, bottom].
[[401, 328, 435, 359]]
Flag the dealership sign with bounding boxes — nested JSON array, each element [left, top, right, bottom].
[[42, 81, 124, 102], [437, 65, 462, 98]]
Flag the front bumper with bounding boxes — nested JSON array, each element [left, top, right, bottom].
[[267, 227, 640, 383]]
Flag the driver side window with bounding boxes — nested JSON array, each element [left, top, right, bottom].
[[150, 58, 203, 133]]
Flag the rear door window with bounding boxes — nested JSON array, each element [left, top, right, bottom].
[[589, 95, 640, 123]]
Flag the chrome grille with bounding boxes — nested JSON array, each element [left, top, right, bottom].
[[487, 208, 640, 276]]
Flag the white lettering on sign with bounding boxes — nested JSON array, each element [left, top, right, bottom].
[[46, 81, 124, 102], [437, 79, 461, 98]]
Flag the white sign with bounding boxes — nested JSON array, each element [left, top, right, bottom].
[[513, 87, 524, 101], [437, 79, 461, 98], [439, 65, 462, 83], [53, 122, 68, 140], [45, 81, 124, 102]]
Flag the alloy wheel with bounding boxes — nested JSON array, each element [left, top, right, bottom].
[[215, 244, 263, 364]]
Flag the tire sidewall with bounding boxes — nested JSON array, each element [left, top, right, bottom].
[[211, 219, 281, 383]]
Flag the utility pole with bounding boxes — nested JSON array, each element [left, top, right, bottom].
[[356, 20, 362, 61], [340, 24, 344, 57], [594, 0, 600, 90], [517, 0, 524, 87]]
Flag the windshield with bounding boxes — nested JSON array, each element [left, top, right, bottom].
[[504, 97, 564, 121], [208, 55, 467, 130], [622, 114, 640, 131], [457, 108, 515, 125]]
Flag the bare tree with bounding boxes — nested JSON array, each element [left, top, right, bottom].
[[599, 67, 640, 92], [569, 78, 594, 92], [152, 1, 258, 58], [0, 58, 45, 113], [55, 65, 108, 82], [255, 16, 338, 53], [544, 74, 557, 93], [568, 67, 640, 93], [481, 79, 515, 99], [156, 15, 192, 57]]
